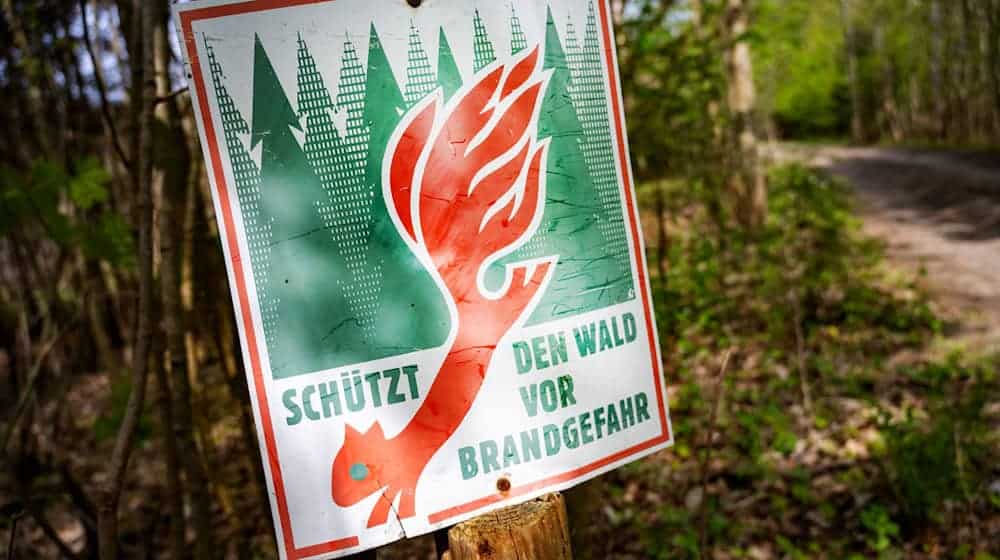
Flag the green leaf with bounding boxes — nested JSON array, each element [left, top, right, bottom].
[[69, 157, 111, 210], [81, 213, 135, 268]]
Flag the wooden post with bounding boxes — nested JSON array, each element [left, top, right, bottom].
[[443, 493, 572, 560]]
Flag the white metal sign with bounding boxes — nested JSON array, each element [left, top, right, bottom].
[[175, 0, 671, 557]]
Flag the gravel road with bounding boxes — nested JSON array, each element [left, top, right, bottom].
[[780, 145, 1000, 351]]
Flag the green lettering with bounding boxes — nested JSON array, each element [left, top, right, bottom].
[[502, 435, 521, 467], [623, 312, 637, 342], [343, 371, 365, 412], [480, 440, 501, 474], [513, 341, 533, 374], [384, 368, 405, 404], [403, 365, 420, 399], [540, 380, 558, 412], [557, 375, 577, 407], [579, 412, 594, 444], [301, 385, 321, 421], [548, 333, 568, 366], [607, 404, 621, 434], [593, 406, 606, 439], [563, 417, 580, 449], [543, 424, 561, 455], [573, 324, 597, 356], [365, 372, 382, 408], [459, 447, 479, 480], [318, 381, 342, 417], [598, 321, 614, 351], [619, 397, 635, 428], [610, 316, 625, 346], [519, 384, 540, 417], [636, 392, 651, 422], [283, 389, 302, 426], [520, 429, 542, 462], [531, 336, 550, 369]]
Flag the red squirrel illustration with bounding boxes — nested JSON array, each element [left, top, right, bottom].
[[331, 46, 554, 527]]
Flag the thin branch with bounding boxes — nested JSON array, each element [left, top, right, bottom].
[[27, 505, 82, 560], [6, 511, 23, 560], [790, 290, 813, 414], [698, 349, 733, 559], [78, 0, 132, 171], [0, 318, 77, 454], [155, 86, 189, 105]]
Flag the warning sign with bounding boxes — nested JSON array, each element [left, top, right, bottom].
[[175, 1, 671, 557]]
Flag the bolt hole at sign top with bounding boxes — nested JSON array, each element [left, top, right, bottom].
[[407, 0, 421, 7]]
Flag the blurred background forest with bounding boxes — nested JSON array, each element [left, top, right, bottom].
[[1, 0, 998, 558]]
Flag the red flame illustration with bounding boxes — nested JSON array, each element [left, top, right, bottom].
[[331, 46, 553, 527]]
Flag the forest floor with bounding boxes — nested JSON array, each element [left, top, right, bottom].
[[561, 145, 1000, 560]]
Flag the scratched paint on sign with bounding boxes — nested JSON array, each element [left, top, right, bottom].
[[175, 1, 671, 557]]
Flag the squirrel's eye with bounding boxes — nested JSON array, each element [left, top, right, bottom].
[[349, 463, 369, 481]]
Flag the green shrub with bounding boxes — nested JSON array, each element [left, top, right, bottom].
[[878, 355, 995, 526], [859, 504, 900, 552], [655, 164, 936, 361]]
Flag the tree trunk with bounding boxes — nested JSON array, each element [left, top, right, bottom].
[[873, 23, 903, 141], [725, 0, 767, 230], [840, 0, 864, 143], [152, 334, 185, 560], [0, 0, 54, 156], [929, 0, 945, 139], [987, 0, 1000, 137], [95, 0, 155, 557], [151, 3, 216, 557]]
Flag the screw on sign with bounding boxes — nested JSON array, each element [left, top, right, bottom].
[[174, 1, 671, 558]]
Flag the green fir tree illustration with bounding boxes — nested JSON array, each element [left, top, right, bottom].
[[473, 9, 496, 72], [510, 4, 528, 55], [492, 7, 628, 324], [296, 35, 382, 343], [222, 10, 637, 376], [570, 1, 632, 292], [251, 35, 362, 378], [206, 40, 278, 348], [565, 14, 581, 65], [436, 28, 463, 102], [404, 23, 436, 107], [362, 24, 450, 355], [333, 34, 369, 209]]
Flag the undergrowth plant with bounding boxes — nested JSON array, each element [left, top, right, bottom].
[[877, 355, 997, 528], [622, 164, 995, 559]]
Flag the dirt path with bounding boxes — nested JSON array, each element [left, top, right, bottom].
[[778, 145, 1000, 353]]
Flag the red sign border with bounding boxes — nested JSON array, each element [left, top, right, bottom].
[[178, 1, 669, 558]]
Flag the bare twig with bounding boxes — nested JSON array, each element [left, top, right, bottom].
[[790, 290, 813, 413], [0, 318, 77, 454], [78, 0, 132, 171], [155, 86, 189, 105], [27, 505, 82, 560], [6, 510, 23, 560], [698, 349, 734, 559]]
